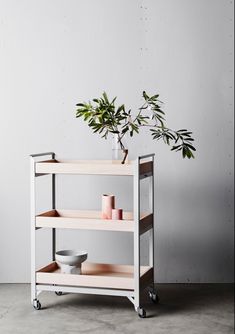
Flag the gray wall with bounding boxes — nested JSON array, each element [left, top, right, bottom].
[[0, 0, 234, 283]]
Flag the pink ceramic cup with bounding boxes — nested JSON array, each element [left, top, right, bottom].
[[111, 208, 123, 220], [101, 194, 115, 219]]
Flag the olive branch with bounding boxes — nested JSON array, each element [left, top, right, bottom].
[[76, 91, 196, 159]]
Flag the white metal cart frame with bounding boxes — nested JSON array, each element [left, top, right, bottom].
[[30, 152, 158, 318]]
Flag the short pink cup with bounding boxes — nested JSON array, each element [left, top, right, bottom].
[[101, 194, 115, 219], [111, 208, 123, 220]]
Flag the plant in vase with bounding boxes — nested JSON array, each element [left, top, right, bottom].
[[75, 91, 196, 163]]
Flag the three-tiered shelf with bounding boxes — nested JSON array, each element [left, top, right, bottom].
[[30, 152, 158, 318]]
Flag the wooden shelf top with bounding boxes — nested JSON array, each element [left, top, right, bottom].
[[36, 209, 153, 234], [35, 159, 153, 176]]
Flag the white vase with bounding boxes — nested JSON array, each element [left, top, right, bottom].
[[112, 134, 128, 164]]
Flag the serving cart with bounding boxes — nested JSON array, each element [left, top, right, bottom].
[[30, 152, 158, 318]]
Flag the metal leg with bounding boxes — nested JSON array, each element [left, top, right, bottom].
[[52, 155, 59, 295], [148, 156, 159, 303], [30, 152, 55, 309], [134, 154, 156, 316], [149, 156, 154, 280], [134, 158, 141, 313], [52, 172, 56, 261], [30, 157, 37, 304]]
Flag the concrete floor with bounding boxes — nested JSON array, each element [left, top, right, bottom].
[[0, 284, 234, 334]]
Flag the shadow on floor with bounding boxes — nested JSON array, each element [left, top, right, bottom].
[[41, 284, 234, 318], [145, 283, 234, 317]]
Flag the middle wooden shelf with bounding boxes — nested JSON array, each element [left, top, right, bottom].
[[36, 209, 153, 234]]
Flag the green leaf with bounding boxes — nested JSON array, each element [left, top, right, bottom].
[[110, 130, 119, 134], [185, 143, 196, 151], [111, 97, 117, 105], [143, 91, 149, 100], [150, 94, 159, 100], [182, 132, 192, 135], [171, 144, 182, 151], [184, 138, 194, 141], [102, 92, 109, 104]]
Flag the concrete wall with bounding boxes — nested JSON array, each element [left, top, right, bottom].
[[0, 0, 234, 283]]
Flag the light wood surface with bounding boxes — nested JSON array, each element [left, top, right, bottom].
[[35, 159, 153, 176], [36, 209, 153, 233], [36, 159, 133, 175], [36, 262, 152, 290]]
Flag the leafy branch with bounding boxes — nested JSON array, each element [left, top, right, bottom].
[[76, 91, 196, 159]]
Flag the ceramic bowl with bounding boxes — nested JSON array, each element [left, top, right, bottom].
[[55, 250, 88, 274]]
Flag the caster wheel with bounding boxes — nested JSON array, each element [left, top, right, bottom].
[[138, 307, 146, 318], [33, 300, 41, 310], [55, 291, 63, 296], [148, 291, 159, 304]]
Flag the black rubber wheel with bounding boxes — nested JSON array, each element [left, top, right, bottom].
[[33, 300, 41, 310], [138, 307, 146, 318], [149, 291, 159, 304], [55, 291, 63, 296]]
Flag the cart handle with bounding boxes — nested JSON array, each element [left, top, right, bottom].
[[138, 153, 155, 160], [30, 152, 55, 158]]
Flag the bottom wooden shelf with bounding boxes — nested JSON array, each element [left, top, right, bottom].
[[36, 262, 153, 291]]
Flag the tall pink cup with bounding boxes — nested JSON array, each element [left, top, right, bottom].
[[101, 194, 115, 219]]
